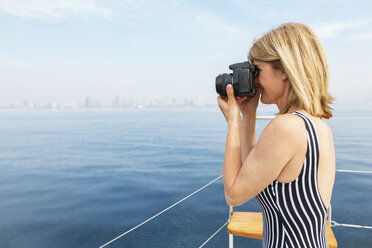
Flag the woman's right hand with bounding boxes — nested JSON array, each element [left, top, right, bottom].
[[217, 84, 242, 124]]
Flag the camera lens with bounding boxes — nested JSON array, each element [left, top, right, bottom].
[[215, 73, 232, 97]]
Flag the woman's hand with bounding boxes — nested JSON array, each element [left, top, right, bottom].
[[217, 84, 241, 124], [236, 90, 260, 117]]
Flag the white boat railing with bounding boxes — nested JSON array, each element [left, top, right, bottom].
[[98, 116, 372, 248]]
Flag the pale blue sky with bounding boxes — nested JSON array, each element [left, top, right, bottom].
[[1, 0, 371, 105]]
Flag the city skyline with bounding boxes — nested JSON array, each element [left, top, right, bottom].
[[2, 93, 372, 111], [0, 95, 212, 109]]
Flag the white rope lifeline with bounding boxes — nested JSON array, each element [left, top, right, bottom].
[[331, 221, 372, 229], [336, 169, 372, 174], [98, 175, 223, 248], [199, 221, 229, 248]]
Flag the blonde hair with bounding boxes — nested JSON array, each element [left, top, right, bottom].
[[249, 22, 334, 118]]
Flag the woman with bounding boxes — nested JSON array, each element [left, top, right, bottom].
[[217, 23, 335, 248]]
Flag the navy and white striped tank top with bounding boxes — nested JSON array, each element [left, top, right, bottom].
[[256, 111, 328, 248]]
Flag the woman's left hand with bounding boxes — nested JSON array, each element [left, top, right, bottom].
[[217, 84, 241, 124]]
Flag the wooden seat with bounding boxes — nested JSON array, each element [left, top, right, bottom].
[[227, 212, 337, 248]]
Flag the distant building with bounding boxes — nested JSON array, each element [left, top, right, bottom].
[[85, 96, 93, 108], [112, 96, 120, 107], [184, 98, 195, 106]]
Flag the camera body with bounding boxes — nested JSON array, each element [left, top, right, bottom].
[[215, 61, 259, 97]]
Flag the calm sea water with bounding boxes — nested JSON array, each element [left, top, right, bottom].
[[0, 106, 371, 248]]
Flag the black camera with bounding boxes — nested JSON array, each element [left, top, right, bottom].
[[215, 61, 259, 97]]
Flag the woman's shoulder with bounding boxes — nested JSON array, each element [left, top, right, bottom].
[[259, 113, 307, 148], [265, 113, 306, 134], [267, 111, 333, 142], [255, 113, 307, 164]]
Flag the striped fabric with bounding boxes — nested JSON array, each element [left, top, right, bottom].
[[255, 111, 328, 248]]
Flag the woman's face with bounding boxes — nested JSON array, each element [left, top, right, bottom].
[[254, 61, 289, 108]]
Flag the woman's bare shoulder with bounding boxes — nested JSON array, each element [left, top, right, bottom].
[[264, 113, 306, 136], [257, 113, 307, 156]]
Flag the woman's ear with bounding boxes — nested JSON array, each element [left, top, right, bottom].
[[281, 71, 288, 81]]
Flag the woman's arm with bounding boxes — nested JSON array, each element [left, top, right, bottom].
[[224, 116, 296, 206], [236, 93, 259, 163], [218, 85, 297, 206], [240, 112, 257, 163]]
